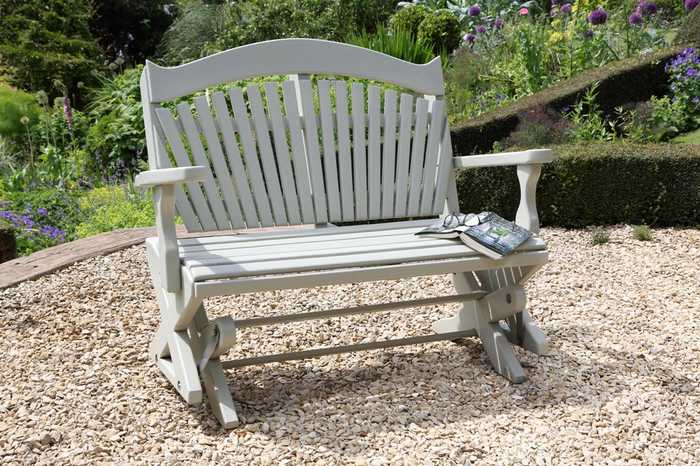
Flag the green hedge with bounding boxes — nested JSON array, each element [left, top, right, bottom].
[[456, 143, 700, 227], [450, 47, 688, 155]]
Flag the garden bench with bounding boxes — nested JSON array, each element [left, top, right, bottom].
[[135, 39, 554, 428]]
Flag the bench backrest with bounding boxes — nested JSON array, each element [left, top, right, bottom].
[[140, 39, 456, 232]]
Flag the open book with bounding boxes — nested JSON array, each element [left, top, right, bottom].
[[416, 212, 532, 259]]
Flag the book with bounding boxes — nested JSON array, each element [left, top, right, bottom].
[[415, 212, 532, 259], [458, 212, 532, 259]]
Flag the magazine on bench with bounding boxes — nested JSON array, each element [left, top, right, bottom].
[[416, 212, 532, 259]]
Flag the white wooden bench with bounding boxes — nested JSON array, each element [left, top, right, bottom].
[[135, 39, 554, 428]]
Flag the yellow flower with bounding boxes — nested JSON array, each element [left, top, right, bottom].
[[548, 31, 565, 45]]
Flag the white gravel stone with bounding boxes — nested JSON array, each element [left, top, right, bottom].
[[0, 226, 698, 464]]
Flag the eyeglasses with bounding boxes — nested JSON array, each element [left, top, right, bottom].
[[441, 212, 481, 229]]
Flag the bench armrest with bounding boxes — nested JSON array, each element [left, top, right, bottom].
[[452, 149, 554, 169], [134, 166, 209, 188], [452, 149, 554, 234]]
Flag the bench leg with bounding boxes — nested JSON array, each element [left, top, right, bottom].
[[434, 267, 548, 383]]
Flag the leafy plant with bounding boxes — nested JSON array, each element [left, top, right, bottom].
[[158, 1, 227, 65], [75, 185, 154, 237], [565, 82, 615, 142], [390, 5, 431, 36], [417, 9, 463, 53], [591, 228, 610, 245], [632, 224, 653, 240], [347, 26, 440, 64]]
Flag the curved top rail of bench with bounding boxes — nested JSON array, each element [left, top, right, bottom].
[[143, 39, 444, 103]]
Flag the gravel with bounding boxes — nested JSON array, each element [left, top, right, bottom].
[[1, 226, 699, 465]]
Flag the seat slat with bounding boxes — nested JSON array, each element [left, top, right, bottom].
[[298, 79, 328, 224], [193, 96, 246, 228], [367, 85, 382, 219], [419, 99, 445, 216], [281, 81, 316, 224], [394, 93, 414, 218], [187, 239, 546, 281], [317, 80, 342, 222], [351, 83, 368, 220], [406, 98, 429, 217], [176, 102, 231, 230], [154, 107, 218, 230], [264, 83, 302, 225], [381, 90, 398, 219], [211, 92, 260, 227], [334, 81, 355, 222], [229, 88, 275, 226], [247, 85, 288, 225]]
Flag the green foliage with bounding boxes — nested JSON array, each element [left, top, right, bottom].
[[0, 0, 102, 101], [565, 83, 615, 142], [632, 225, 653, 241], [0, 85, 41, 140], [676, 3, 700, 46], [75, 185, 154, 237], [389, 5, 431, 36], [88, 0, 176, 64], [3, 188, 82, 245], [618, 96, 688, 142], [455, 143, 700, 227], [417, 9, 462, 54], [590, 228, 610, 245], [347, 26, 438, 64], [158, 1, 227, 65], [85, 67, 146, 180]]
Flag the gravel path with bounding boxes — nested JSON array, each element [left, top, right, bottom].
[[1, 226, 699, 465]]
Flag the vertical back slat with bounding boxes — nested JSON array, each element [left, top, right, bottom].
[[317, 80, 342, 222], [298, 79, 328, 224], [211, 92, 260, 228], [193, 96, 245, 229], [264, 83, 302, 225], [419, 100, 445, 216], [381, 90, 398, 219], [432, 116, 453, 214], [351, 83, 368, 220], [153, 118, 201, 231], [229, 88, 275, 226], [176, 102, 231, 229], [394, 93, 414, 218], [367, 85, 382, 219], [334, 81, 355, 222], [247, 85, 288, 225], [154, 107, 217, 230], [281, 81, 315, 224], [406, 98, 430, 217]]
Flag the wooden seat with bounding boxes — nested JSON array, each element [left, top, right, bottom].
[[134, 39, 555, 428]]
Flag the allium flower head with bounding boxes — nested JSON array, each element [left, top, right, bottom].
[[468, 4, 481, 16], [629, 11, 643, 25], [686, 0, 699, 10], [476, 25, 487, 34], [494, 17, 504, 29], [464, 33, 477, 44], [583, 29, 595, 39], [588, 7, 608, 25], [561, 3, 572, 13], [639, 1, 658, 15]]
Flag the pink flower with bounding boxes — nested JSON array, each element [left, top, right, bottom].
[[519, 7, 529, 15], [63, 97, 73, 130]]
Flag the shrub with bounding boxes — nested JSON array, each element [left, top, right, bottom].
[[417, 9, 462, 54], [591, 228, 610, 245], [632, 225, 653, 240], [676, 3, 700, 46], [0, 85, 41, 140], [75, 185, 154, 238], [88, 0, 176, 65], [0, 0, 102, 101], [455, 143, 700, 227], [158, 1, 227, 65], [389, 5, 430, 37], [506, 106, 571, 148]]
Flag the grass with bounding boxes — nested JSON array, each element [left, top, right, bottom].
[[671, 127, 700, 144], [632, 225, 653, 241], [591, 228, 610, 245]]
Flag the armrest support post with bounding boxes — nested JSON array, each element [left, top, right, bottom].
[[515, 164, 543, 234], [154, 184, 181, 292]]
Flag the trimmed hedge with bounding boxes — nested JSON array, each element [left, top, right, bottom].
[[450, 46, 687, 155], [456, 143, 700, 227]]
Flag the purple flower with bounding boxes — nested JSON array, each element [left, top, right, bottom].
[[20, 214, 34, 228], [688, 68, 699, 78], [629, 11, 643, 25], [639, 1, 658, 15], [584, 29, 595, 39], [476, 25, 487, 34], [588, 7, 608, 25], [63, 96, 73, 130], [686, 0, 699, 10], [561, 3, 572, 13], [494, 17, 504, 29], [464, 33, 477, 45], [468, 4, 481, 16], [37, 207, 48, 216]]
